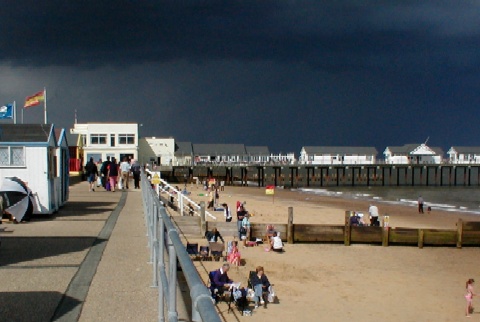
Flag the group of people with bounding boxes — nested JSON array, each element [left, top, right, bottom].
[[210, 263, 272, 309], [84, 156, 142, 192], [349, 204, 380, 226]]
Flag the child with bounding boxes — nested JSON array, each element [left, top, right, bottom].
[[466, 278, 476, 317], [227, 241, 241, 267]]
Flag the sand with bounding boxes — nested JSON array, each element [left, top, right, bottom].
[[182, 185, 480, 321]]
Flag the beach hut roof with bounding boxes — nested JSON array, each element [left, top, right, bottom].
[[448, 146, 480, 154], [0, 124, 54, 143], [386, 144, 443, 156], [245, 146, 270, 156], [193, 143, 247, 156], [302, 146, 378, 155]]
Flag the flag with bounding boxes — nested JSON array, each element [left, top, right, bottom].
[[0, 103, 13, 119], [265, 185, 275, 195], [24, 91, 45, 108]]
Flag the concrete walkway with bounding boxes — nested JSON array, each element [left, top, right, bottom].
[[0, 181, 158, 322]]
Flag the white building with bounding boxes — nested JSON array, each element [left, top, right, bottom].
[[70, 122, 138, 164], [138, 137, 175, 166], [299, 146, 377, 165], [447, 146, 480, 164], [384, 143, 443, 164]]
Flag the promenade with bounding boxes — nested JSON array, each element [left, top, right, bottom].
[[0, 180, 160, 322]]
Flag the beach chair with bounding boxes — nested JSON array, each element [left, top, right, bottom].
[[199, 245, 210, 261], [186, 243, 199, 260], [209, 242, 225, 261]]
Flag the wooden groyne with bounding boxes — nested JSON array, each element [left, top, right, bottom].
[[173, 207, 480, 248], [160, 164, 480, 187]]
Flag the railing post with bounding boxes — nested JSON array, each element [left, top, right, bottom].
[[200, 202, 206, 237], [287, 207, 294, 244], [344, 211, 352, 246], [168, 231, 178, 321], [456, 218, 463, 249]]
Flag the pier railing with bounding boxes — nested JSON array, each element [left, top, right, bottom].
[[140, 172, 221, 322]]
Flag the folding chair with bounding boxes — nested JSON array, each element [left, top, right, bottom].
[[199, 245, 210, 261], [209, 242, 225, 261], [186, 243, 199, 260]]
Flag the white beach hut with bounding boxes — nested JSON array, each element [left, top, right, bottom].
[[0, 124, 64, 214]]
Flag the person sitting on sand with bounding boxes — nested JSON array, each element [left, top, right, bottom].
[[205, 227, 225, 243], [269, 232, 283, 252]]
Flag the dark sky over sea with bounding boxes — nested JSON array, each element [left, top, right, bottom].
[[1, 1, 479, 154]]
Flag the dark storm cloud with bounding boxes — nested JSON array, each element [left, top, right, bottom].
[[2, 1, 479, 70], [1, 1, 480, 153]]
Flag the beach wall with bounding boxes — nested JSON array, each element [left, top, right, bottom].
[[161, 164, 480, 187]]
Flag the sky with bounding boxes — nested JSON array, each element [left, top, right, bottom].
[[1, 1, 479, 155]]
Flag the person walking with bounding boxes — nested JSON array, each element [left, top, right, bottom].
[[119, 157, 131, 189], [466, 278, 476, 317], [130, 160, 141, 189], [84, 157, 98, 192], [418, 196, 424, 214], [108, 157, 119, 192], [100, 156, 111, 189]]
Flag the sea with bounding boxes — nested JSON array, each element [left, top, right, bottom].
[[293, 186, 480, 215]]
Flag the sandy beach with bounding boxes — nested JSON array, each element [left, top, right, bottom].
[[181, 184, 480, 321]]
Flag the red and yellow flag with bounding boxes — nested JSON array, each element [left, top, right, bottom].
[[265, 185, 275, 195], [24, 91, 45, 108]]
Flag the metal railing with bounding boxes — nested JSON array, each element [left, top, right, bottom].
[[140, 172, 221, 322], [157, 178, 217, 220]]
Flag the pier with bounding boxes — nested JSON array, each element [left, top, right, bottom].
[[159, 164, 480, 187]]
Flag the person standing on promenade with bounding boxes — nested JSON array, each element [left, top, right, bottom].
[[465, 278, 476, 317], [84, 157, 98, 192], [119, 157, 131, 189], [220, 180, 225, 191], [130, 160, 141, 189], [108, 157, 119, 192], [368, 204, 379, 226], [100, 156, 111, 189], [418, 196, 424, 214]]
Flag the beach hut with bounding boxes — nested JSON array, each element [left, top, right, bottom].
[[299, 146, 378, 165], [0, 123, 64, 214], [55, 128, 70, 207], [384, 143, 443, 164], [447, 146, 480, 164]]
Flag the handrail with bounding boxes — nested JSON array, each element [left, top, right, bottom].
[[141, 171, 221, 322], [158, 178, 217, 220]]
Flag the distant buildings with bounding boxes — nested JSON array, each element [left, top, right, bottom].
[[65, 121, 480, 166]]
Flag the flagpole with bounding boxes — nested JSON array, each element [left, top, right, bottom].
[[13, 101, 16, 124], [44, 87, 47, 124]]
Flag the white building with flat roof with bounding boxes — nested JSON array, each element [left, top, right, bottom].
[[70, 122, 138, 164], [138, 137, 175, 166]]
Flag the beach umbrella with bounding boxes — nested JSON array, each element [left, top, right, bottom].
[[0, 177, 34, 222]]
